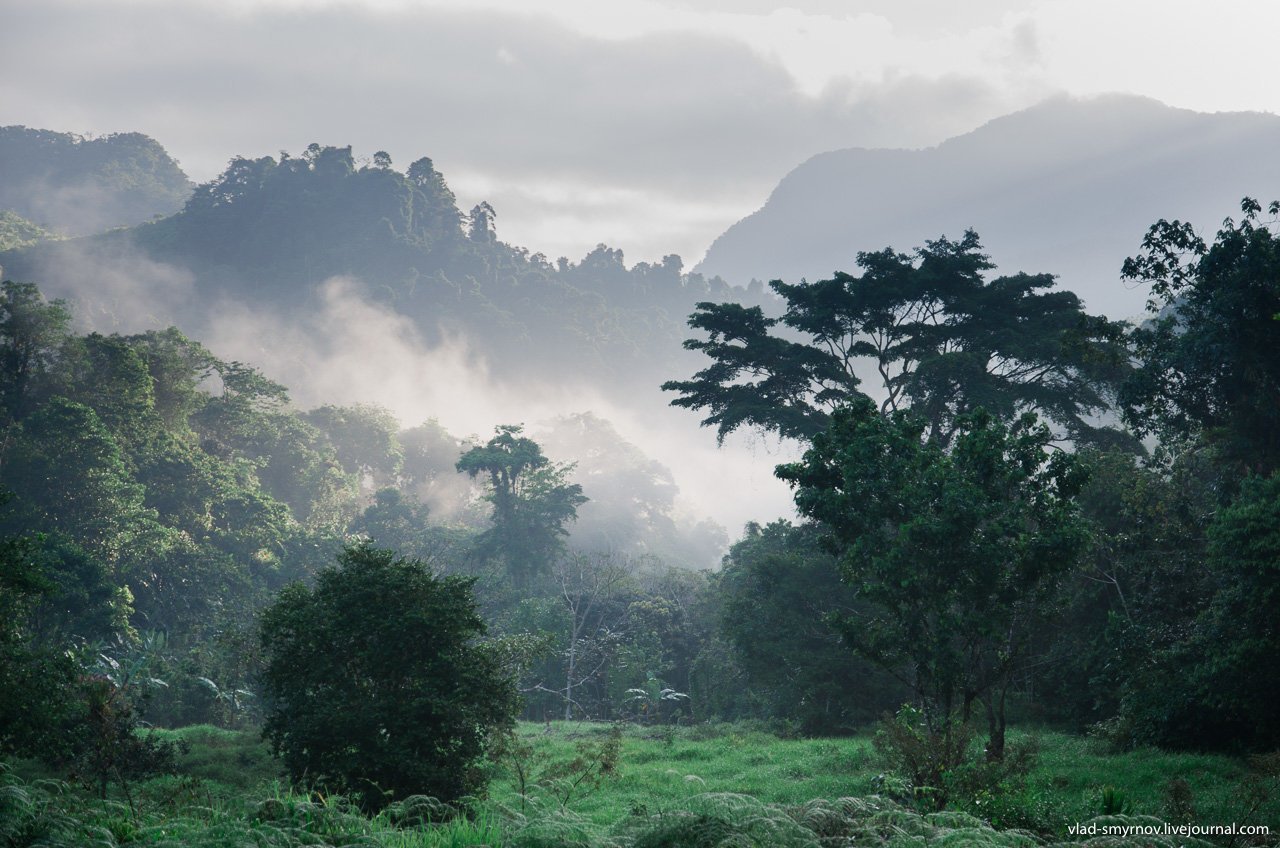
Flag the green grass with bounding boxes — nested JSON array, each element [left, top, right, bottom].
[[4, 722, 1276, 846], [151, 724, 282, 792], [1023, 732, 1267, 828], [488, 722, 881, 822], [486, 722, 1278, 834]]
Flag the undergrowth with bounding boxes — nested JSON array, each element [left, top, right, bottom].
[[0, 763, 1233, 848], [3, 722, 1277, 847]]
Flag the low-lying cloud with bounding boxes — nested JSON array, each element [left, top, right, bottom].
[[200, 276, 798, 542]]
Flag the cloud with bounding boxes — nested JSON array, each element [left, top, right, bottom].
[[14, 234, 196, 333], [199, 277, 797, 538], [0, 0, 1040, 264]]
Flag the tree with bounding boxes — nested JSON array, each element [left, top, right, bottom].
[[1111, 472, 1280, 750], [1, 398, 152, 564], [468, 201, 497, 244], [1032, 448, 1215, 732], [663, 232, 1131, 449], [260, 544, 519, 810], [1121, 197, 1280, 474], [304, 403, 404, 487], [0, 280, 71, 426], [716, 521, 905, 734], [49, 332, 160, 450], [1192, 473, 1280, 746], [0, 531, 82, 761], [552, 552, 630, 720], [777, 399, 1088, 759], [456, 425, 586, 588]]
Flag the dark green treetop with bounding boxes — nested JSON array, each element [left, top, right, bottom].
[[1121, 197, 1280, 474], [664, 231, 1132, 449], [260, 544, 518, 809]]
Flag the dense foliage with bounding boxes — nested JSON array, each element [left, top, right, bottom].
[[663, 231, 1132, 449], [1121, 198, 1280, 474], [260, 544, 519, 809], [778, 402, 1088, 759], [3, 124, 1280, 838], [665, 202, 1280, 758], [0, 125, 191, 235], [714, 521, 905, 734]]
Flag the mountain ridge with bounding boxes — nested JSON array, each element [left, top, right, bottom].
[[696, 94, 1280, 318]]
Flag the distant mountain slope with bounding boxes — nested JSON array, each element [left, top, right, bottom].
[[696, 95, 1280, 319], [0, 144, 749, 398], [0, 211, 59, 252], [0, 126, 192, 236]]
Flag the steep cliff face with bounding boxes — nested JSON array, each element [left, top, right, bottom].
[[696, 94, 1280, 319]]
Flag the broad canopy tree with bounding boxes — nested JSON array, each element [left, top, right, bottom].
[[663, 231, 1132, 450], [665, 232, 1108, 758]]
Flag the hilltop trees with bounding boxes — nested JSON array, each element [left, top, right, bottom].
[[0, 126, 191, 235]]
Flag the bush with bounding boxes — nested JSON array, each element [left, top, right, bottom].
[[260, 543, 520, 810], [872, 705, 976, 810], [873, 706, 1040, 817]]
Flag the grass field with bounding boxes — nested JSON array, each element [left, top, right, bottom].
[[484, 722, 1277, 835], [4, 721, 1277, 847]]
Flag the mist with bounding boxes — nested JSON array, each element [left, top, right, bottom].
[[198, 275, 798, 543]]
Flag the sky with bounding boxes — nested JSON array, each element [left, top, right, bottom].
[[5, 0, 1280, 267]]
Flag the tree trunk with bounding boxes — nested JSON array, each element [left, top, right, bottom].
[[564, 637, 576, 721], [984, 689, 1007, 761]]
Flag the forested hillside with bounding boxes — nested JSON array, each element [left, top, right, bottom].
[[0, 144, 754, 397], [0, 126, 192, 236]]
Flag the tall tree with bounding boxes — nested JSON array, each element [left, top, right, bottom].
[[552, 552, 630, 720], [456, 425, 586, 587], [0, 280, 71, 426], [664, 232, 1131, 449]]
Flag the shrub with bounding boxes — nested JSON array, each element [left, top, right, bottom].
[[873, 705, 1041, 817], [260, 543, 520, 810], [872, 705, 976, 810]]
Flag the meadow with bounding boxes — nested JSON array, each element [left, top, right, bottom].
[[3, 722, 1276, 847]]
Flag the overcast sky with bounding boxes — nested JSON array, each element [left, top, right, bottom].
[[4, 0, 1278, 266]]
